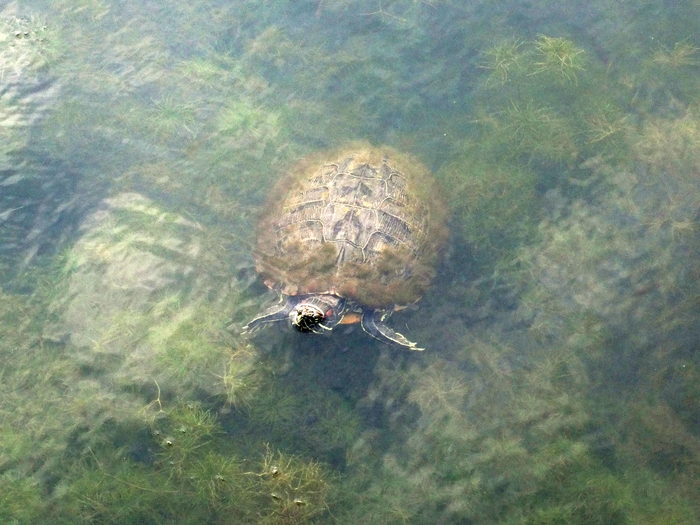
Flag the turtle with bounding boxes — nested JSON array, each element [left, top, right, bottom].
[[242, 142, 448, 350]]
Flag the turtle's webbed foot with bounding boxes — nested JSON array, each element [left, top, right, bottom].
[[241, 318, 268, 335], [361, 309, 424, 351]]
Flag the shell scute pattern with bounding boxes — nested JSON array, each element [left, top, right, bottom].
[[255, 143, 447, 309]]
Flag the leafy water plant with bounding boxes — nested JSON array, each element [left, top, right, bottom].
[[217, 346, 262, 408], [335, 336, 636, 524], [149, 401, 219, 460], [470, 33, 637, 171], [347, 333, 690, 525], [487, 98, 579, 162], [634, 107, 700, 182], [244, 365, 363, 458], [406, 354, 471, 419]]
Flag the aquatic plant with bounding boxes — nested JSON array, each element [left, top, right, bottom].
[[150, 400, 219, 450], [585, 107, 630, 146], [634, 108, 700, 182], [530, 34, 586, 85], [251, 445, 331, 524], [406, 357, 471, 419], [493, 142, 700, 519], [0, 13, 61, 72], [3, 1, 700, 523], [470, 33, 640, 174], [57, 454, 180, 525], [216, 98, 280, 152], [58, 392, 336, 524], [482, 98, 579, 162], [144, 94, 198, 141], [0, 471, 43, 524], [652, 41, 700, 69], [600, 398, 700, 525], [244, 25, 296, 70], [478, 38, 525, 85], [437, 142, 541, 271], [438, 35, 632, 282], [244, 365, 363, 457], [217, 346, 262, 408], [335, 337, 640, 525], [0, 274, 157, 523], [46, 375, 339, 523], [190, 452, 254, 514], [178, 56, 242, 87]]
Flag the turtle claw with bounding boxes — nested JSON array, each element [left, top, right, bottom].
[[361, 309, 424, 351]]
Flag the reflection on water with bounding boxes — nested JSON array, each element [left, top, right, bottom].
[[2, 0, 700, 522]]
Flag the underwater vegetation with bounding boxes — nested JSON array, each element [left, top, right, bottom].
[[463, 27, 700, 525], [52, 399, 334, 524], [471, 34, 626, 165], [47, 191, 265, 407], [335, 331, 700, 524], [0, 250, 339, 524], [437, 143, 539, 272], [0, 168, 355, 523], [437, 33, 630, 277], [3, 0, 700, 523], [333, 339, 622, 524], [480, 35, 586, 87], [651, 41, 699, 69], [530, 35, 586, 85]]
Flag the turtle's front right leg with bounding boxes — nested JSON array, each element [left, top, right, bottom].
[[360, 309, 424, 351], [242, 297, 297, 335]]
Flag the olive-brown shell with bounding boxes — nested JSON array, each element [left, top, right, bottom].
[[254, 142, 448, 309]]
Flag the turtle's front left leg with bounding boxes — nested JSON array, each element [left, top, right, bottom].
[[360, 309, 424, 351], [242, 297, 297, 335]]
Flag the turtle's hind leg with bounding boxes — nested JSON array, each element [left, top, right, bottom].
[[360, 309, 424, 351]]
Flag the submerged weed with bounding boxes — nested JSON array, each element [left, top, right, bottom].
[[479, 39, 524, 85], [145, 95, 198, 139], [585, 110, 630, 145], [530, 35, 585, 84], [189, 453, 252, 511], [407, 359, 471, 418], [216, 345, 260, 408], [483, 99, 578, 162], [652, 41, 700, 69], [250, 445, 331, 523]]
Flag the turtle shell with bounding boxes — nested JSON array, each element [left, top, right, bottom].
[[254, 142, 448, 309]]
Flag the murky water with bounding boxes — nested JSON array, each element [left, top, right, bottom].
[[2, 0, 700, 523]]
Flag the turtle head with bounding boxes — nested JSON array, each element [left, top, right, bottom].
[[289, 295, 345, 333], [290, 302, 325, 332]]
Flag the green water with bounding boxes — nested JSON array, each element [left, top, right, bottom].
[[2, 0, 700, 523]]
